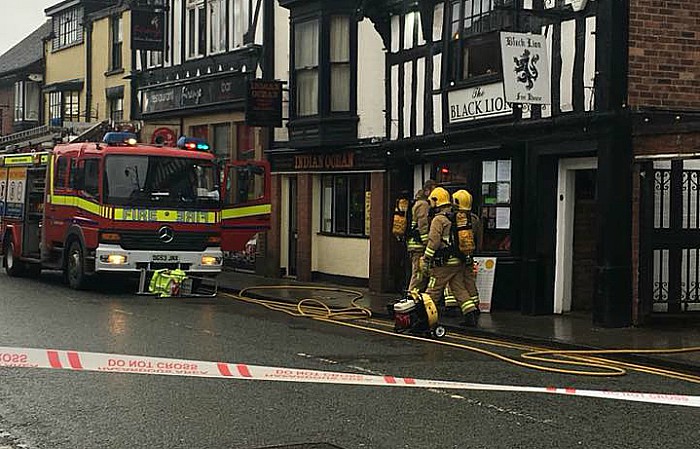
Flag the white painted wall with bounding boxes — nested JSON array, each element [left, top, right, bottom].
[[584, 16, 596, 112], [560, 20, 576, 113], [357, 19, 386, 140]]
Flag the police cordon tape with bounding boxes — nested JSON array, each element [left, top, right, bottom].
[[1, 346, 698, 408]]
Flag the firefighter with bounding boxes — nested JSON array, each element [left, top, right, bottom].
[[421, 187, 475, 326], [452, 189, 481, 325], [406, 180, 436, 291]]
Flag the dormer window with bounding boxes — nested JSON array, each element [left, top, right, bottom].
[[52, 7, 83, 50]]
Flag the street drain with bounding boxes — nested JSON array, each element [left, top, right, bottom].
[[252, 444, 345, 449]]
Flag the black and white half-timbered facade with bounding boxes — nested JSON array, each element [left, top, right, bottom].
[[134, 0, 271, 163], [362, 0, 633, 327]]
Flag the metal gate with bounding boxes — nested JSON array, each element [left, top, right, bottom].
[[641, 159, 700, 313]]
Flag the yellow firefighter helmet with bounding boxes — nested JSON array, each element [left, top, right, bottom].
[[452, 189, 473, 211], [429, 187, 451, 208]]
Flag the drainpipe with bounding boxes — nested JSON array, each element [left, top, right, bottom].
[[85, 17, 93, 123]]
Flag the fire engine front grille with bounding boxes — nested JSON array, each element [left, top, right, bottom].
[[118, 231, 213, 252]]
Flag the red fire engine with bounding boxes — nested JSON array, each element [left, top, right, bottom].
[[0, 132, 270, 290]]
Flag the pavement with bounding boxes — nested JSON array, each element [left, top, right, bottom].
[[217, 269, 700, 372]]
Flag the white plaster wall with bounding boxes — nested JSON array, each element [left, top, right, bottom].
[[357, 19, 386, 140], [314, 236, 371, 279]]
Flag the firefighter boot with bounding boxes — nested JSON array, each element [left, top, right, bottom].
[[462, 310, 479, 327]]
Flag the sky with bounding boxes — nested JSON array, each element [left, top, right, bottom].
[[0, 0, 57, 55]]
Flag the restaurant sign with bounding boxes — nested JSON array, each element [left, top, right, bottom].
[[131, 10, 165, 51], [293, 152, 355, 171], [141, 74, 246, 115], [245, 80, 283, 128], [447, 83, 513, 124]]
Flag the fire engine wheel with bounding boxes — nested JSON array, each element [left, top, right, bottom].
[[4, 238, 24, 277], [65, 241, 87, 290]]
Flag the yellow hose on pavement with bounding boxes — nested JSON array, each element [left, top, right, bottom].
[[224, 286, 700, 384]]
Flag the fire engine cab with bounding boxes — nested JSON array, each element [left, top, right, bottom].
[[0, 133, 270, 290]]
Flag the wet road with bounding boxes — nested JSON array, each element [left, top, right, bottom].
[[0, 272, 698, 449]]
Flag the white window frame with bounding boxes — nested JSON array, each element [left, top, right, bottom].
[[14, 82, 24, 122], [186, 0, 205, 59], [231, 0, 250, 49], [208, 0, 228, 54]]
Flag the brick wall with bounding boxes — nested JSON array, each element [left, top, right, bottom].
[[296, 173, 313, 282], [628, 0, 700, 109], [264, 174, 283, 277], [633, 132, 700, 155], [369, 172, 388, 292]]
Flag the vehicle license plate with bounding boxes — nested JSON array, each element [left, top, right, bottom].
[[152, 254, 180, 262]]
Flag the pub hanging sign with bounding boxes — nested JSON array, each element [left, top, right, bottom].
[[245, 79, 283, 128], [500, 32, 551, 105], [131, 9, 165, 51]]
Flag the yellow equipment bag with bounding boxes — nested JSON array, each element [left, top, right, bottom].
[[149, 269, 188, 297], [454, 210, 476, 257], [391, 197, 411, 238]]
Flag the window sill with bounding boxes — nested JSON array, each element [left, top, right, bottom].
[[445, 73, 501, 91], [51, 41, 84, 53], [105, 68, 125, 77], [317, 232, 369, 240]]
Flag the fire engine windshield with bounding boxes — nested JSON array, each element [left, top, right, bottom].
[[104, 155, 219, 209]]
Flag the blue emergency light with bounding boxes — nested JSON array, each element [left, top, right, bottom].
[[103, 132, 138, 146], [177, 136, 210, 151]]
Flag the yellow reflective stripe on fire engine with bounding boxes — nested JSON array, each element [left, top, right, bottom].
[[113, 208, 217, 224], [50, 195, 103, 216], [221, 203, 272, 220]]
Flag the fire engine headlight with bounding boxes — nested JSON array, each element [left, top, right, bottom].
[[201, 255, 222, 266], [100, 254, 128, 265]]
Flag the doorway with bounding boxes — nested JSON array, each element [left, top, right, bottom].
[[554, 157, 598, 314], [287, 177, 298, 277]]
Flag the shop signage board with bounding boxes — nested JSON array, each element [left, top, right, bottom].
[[447, 83, 513, 124], [293, 152, 355, 171], [245, 80, 283, 128], [473, 257, 497, 312], [131, 10, 165, 51], [142, 75, 247, 115], [500, 32, 551, 105]]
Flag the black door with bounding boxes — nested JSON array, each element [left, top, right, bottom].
[[288, 177, 298, 277], [641, 159, 700, 314]]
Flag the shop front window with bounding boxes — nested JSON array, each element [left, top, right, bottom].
[[213, 123, 231, 159], [480, 159, 511, 252], [321, 174, 369, 237]]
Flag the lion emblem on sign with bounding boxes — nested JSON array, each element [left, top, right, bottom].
[[513, 49, 540, 91]]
